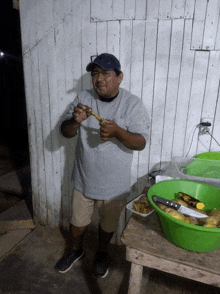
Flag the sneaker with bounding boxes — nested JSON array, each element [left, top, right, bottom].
[[94, 252, 109, 278], [55, 249, 84, 273]]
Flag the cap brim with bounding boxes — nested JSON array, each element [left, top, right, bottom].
[[86, 62, 110, 72], [86, 62, 95, 72]]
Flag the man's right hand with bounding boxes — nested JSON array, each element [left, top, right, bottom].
[[73, 104, 92, 123]]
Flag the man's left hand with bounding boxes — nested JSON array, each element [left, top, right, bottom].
[[100, 120, 119, 141]]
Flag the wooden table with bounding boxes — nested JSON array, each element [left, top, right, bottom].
[[121, 212, 220, 294]]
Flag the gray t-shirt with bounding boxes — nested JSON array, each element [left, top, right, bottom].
[[61, 88, 150, 200]]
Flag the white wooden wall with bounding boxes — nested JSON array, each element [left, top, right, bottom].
[[19, 0, 220, 231]]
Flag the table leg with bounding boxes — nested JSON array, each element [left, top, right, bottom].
[[128, 262, 143, 294]]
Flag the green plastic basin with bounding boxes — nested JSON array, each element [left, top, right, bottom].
[[148, 180, 220, 252], [194, 151, 220, 160], [182, 152, 220, 179]]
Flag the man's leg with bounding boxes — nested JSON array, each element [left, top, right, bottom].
[[71, 225, 87, 250], [94, 198, 127, 278], [56, 190, 94, 273]]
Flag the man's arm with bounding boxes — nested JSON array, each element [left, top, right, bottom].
[[100, 120, 146, 151], [61, 104, 92, 138], [61, 119, 80, 138]]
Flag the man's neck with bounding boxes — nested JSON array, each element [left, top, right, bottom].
[[99, 92, 119, 102]]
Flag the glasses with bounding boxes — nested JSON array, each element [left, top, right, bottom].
[[90, 55, 98, 62]]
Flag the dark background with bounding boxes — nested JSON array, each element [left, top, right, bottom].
[[0, 1, 29, 166]]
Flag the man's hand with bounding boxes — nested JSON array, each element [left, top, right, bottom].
[[73, 104, 92, 123], [61, 104, 92, 138], [100, 120, 146, 150], [100, 120, 119, 141]]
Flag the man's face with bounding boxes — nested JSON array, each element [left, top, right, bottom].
[[91, 66, 123, 99]]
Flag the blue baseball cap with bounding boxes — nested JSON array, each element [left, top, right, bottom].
[[86, 53, 121, 72]]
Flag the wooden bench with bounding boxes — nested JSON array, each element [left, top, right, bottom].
[[121, 212, 220, 294]]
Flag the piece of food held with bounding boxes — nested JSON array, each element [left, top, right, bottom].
[[153, 192, 220, 228]]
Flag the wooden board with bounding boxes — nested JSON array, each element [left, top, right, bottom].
[[202, 0, 220, 50], [149, 20, 171, 170], [127, 247, 220, 287], [191, 0, 207, 49], [138, 20, 158, 186], [197, 51, 220, 154], [161, 19, 184, 162], [172, 19, 194, 157], [121, 213, 220, 287], [184, 51, 209, 157]]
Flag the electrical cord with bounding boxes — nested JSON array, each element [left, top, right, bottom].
[[184, 123, 220, 157], [206, 131, 220, 147], [184, 125, 198, 157]]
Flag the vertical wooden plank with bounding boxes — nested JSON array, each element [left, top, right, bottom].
[[135, 0, 147, 20], [129, 20, 146, 196], [19, 0, 38, 54], [149, 20, 171, 170], [53, 0, 72, 28], [139, 20, 157, 183], [211, 88, 220, 150], [91, 0, 113, 21], [57, 0, 83, 228], [82, 0, 96, 90], [32, 46, 48, 224], [46, 31, 62, 227], [194, 0, 208, 20], [97, 22, 107, 54], [112, 0, 124, 20], [65, 0, 83, 227], [130, 21, 145, 98], [22, 51, 40, 222], [71, 0, 83, 92], [191, 21, 205, 50], [184, 51, 209, 157], [37, 31, 64, 226], [38, 35, 56, 226], [36, 0, 53, 43], [91, 0, 101, 22], [100, 0, 113, 21], [146, 0, 160, 20], [54, 20, 70, 228], [161, 19, 184, 163], [215, 19, 220, 50], [171, 0, 185, 19], [184, 0, 196, 19], [191, 0, 207, 49], [202, 0, 220, 50], [172, 20, 195, 157], [64, 13, 74, 100], [118, 20, 132, 242], [107, 21, 120, 57], [120, 20, 132, 91], [60, 14, 75, 227], [197, 51, 220, 154], [158, 0, 172, 19], [124, 0, 135, 19]]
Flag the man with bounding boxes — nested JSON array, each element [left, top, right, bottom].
[[56, 53, 150, 278]]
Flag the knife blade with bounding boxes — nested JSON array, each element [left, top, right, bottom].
[[152, 195, 208, 219]]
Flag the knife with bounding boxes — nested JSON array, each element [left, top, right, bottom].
[[152, 195, 208, 219]]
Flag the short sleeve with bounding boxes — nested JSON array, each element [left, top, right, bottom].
[[126, 98, 150, 143]]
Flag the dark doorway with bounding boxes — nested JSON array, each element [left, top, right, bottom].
[[0, 1, 31, 214]]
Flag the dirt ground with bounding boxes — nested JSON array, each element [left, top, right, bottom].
[[1, 224, 220, 294]]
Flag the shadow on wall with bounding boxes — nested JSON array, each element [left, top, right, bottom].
[[45, 73, 90, 229]]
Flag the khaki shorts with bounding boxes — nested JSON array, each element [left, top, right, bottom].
[[71, 189, 127, 232]]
